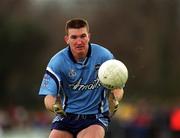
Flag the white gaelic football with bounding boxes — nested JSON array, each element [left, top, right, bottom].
[[98, 59, 128, 89]]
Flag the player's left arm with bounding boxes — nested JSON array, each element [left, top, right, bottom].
[[111, 88, 124, 102], [109, 88, 124, 116]]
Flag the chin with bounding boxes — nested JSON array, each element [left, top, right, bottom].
[[77, 51, 85, 55]]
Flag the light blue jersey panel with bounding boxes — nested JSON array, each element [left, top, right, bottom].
[[39, 43, 114, 114]]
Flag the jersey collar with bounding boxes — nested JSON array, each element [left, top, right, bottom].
[[68, 43, 92, 64]]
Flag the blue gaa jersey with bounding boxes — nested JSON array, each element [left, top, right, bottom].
[[39, 43, 114, 114]]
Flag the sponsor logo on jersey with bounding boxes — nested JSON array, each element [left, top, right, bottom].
[[42, 74, 50, 87], [69, 78, 101, 91]]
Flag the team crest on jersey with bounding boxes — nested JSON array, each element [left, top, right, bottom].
[[68, 69, 77, 78]]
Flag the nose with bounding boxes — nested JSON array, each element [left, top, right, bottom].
[[76, 38, 83, 45]]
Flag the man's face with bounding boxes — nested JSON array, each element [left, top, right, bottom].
[[64, 27, 90, 59]]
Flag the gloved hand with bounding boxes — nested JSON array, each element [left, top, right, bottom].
[[53, 102, 66, 116], [110, 100, 119, 117], [108, 92, 119, 118]]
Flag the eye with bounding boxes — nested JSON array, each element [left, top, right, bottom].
[[80, 34, 87, 39], [70, 35, 77, 39]]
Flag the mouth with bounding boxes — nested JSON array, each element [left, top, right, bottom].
[[76, 45, 84, 49]]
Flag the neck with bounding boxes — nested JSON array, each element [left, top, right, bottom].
[[74, 53, 87, 62]]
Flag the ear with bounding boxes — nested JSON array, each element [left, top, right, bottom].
[[64, 35, 69, 44]]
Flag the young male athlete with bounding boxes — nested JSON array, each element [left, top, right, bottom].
[[39, 18, 124, 138]]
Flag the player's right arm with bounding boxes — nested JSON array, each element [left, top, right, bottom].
[[39, 69, 65, 115], [44, 95, 56, 112], [39, 52, 66, 115]]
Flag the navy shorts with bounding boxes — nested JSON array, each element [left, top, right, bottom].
[[51, 112, 110, 137]]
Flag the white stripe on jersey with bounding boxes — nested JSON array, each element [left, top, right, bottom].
[[46, 67, 61, 92], [46, 67, 66, 109]]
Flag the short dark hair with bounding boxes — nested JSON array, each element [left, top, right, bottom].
[[65, 18, 89, 34]]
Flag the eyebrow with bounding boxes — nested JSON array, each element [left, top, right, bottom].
[[70, 33, 87, 39]]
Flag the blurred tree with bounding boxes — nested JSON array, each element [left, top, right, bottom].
[[0, 0, 49, 108], [156, 0, 179, 100]]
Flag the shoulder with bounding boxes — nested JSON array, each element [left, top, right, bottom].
[[47, 47, 68, 70], [90, 43, 114, 59], [91, 43, 111, 52]]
